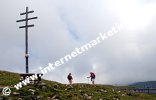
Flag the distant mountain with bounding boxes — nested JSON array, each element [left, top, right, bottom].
[[130, 81, 156, 88]]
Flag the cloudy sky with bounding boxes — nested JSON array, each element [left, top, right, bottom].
[[0, 0, 156, 85]]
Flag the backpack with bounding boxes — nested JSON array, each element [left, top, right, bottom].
[[67, 75, 72, 80], [91, 73, 95, 78]]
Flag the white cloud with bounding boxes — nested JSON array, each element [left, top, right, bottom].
[[0, 0, 156, 85]]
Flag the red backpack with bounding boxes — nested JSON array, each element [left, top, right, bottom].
[[91, 73, 95, 78], [67, 75, 72, 80]]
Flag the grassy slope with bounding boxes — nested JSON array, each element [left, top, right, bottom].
[[0, 70, 20, 86], [0, 70, 156, 100]]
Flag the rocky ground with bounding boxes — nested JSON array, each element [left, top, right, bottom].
[[0, 70, 156, 100]]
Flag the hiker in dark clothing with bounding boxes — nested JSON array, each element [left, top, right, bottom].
[[67, 73, 73, 85], [87, 72, 96, 85]]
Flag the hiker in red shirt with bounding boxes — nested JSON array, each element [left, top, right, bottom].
[[87, 72, 96, 85], [67, 73, 73, 85]]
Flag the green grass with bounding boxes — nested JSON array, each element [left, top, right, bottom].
[[0, 70, 20, 86], [0, 70, 156, 100]]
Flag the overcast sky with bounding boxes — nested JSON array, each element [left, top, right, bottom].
[[0, 0, 156, 85]]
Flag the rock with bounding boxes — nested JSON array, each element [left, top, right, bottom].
[[83, 93, 92, 100], [28, 89, 35, 92], [37, 96, 42, 99], [99, 89, 104, 92], [41, 82, 46, 85], [121, 94, 126, 96], [47, 97, 51, 99], [98, 89, 107, 93], [42, 85, 47, 91], [28, 89, 35, 95], [113, 98, 120, 100], [12, 92, 20, 95], [31, 92, 34, 95], [104, 90, 107, 93], [84, 93, 88, 97], [113, 96, 120, 100], [52, 95, 60, 99], [87, 96, 92, 99]]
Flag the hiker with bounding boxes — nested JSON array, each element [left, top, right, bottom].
[[87, 72, 96, 85], [67, 73, 73, 85]]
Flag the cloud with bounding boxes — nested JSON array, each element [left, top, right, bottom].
[[0, 0, 156, 85]]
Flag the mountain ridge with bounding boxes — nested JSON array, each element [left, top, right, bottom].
[[130, 81, 156, 89]]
